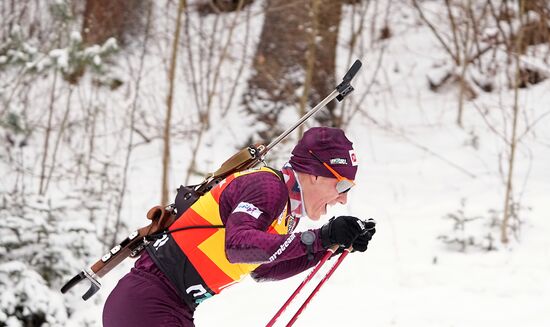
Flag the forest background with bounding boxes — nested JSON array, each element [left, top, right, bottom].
[[1, 0, 549, 326]]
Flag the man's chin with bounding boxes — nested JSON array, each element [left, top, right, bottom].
[[309, 206, 326, 221], [309, 213, 321, 221]]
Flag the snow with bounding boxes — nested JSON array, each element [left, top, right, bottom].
[[48, 49, 69, 70], [0, 261, 68, 326], [1, 0, 550, 326], [193, 2, 550, 326], [70, 31, 82, 44], [101, 38, 118, 52]]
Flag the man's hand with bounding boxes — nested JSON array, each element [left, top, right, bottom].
[[320, 216, 368, 249]]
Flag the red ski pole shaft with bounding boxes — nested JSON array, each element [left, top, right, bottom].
[[266, 245, 339, 327], [286, 248, 352, 327]]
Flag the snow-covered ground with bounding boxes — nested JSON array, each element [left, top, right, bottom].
[[203, 4, 550, 326], [195, 68, 550, 326], [98, 6, 550, 326]]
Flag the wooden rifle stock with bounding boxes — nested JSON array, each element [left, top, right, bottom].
[[61, 144, 265, 300]]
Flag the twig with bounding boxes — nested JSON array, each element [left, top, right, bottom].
[[411, 0, 458, 64], [206, 0, 245, 121], [110, 0, 154, 247], [39, 70, 58, 195], [501, 0, 525, 244], [161, 0, 186, 205], [344, 42, 387, 128], [359, 110, 477, 179], [222, 2, 252, 117], [43, 86, 73, 194]]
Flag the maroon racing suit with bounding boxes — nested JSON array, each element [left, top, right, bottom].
[[103, 165, 327, 326]]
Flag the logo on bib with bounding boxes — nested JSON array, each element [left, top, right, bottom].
[[233, 202, 263, 219]]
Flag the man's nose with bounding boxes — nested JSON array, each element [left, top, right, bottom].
[[337, 192, 348, 205]]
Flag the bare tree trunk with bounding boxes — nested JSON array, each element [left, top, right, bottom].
[[161, 0, 186, 205], [38, 71, 58, 195], [43, 86, 73, 194], [68, 0, 145, 83], [222, 3, 253, 117], [298, 0, 320, 137], [81, 0, 144, 46], [111, 0, 154, 247], [244, 0, 344, 141], [84, 88, 99, 184], [312, 0, 342, 127], [501, 0, 524, 244], [184, 0, 247, 183]]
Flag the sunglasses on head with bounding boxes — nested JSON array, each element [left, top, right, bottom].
[[308, 150, 355, 194]]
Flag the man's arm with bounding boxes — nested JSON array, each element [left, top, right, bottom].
[[221, 172, 324, 264], [250, 251, 326, 282]]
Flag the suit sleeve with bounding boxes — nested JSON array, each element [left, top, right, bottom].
[[222, 172, 324, 264], [250, 250, 326, 282]]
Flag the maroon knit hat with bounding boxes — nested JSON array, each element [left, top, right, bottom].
[[289, 127, 358, 180]]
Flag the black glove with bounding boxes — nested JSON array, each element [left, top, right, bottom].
[[320, 216, 367, 249], [352, 218, 376, 252]]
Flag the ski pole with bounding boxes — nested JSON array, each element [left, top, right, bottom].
[[286, 248, 352, 327], [266, 245, 339, 327], [287, 219, 376, 326]]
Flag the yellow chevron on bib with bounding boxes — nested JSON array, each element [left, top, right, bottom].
[[169, 167, 289, 294]]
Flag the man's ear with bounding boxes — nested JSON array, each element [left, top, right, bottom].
[[296, 172, 318, 187], [309, 174, 319, 185]]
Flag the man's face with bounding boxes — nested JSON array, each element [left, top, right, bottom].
[[300, 174, 348, 220]]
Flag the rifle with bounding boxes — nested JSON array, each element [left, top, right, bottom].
[[61, 59, 363, 301]]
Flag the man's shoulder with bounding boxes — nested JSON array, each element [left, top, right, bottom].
[[220, 169, 289, 220], [237, 169, 287, 194], [224, 169, 288, 203]]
